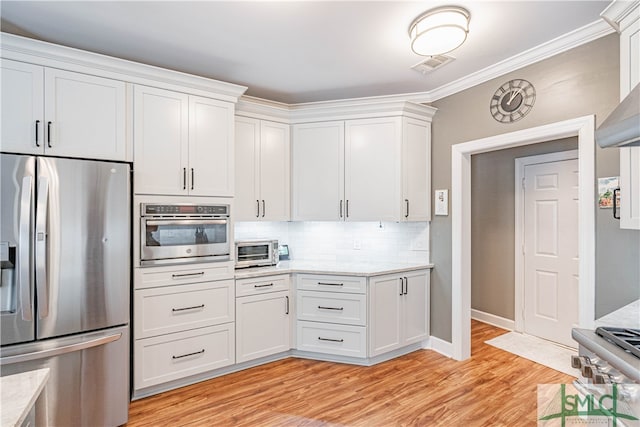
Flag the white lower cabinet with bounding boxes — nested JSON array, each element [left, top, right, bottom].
[[134, 323, 235, 390], [133, 263, 236, 394], [235, 275, 291, 363], [369, 270, 429, 357]]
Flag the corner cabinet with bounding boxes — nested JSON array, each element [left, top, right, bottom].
[[1, 59, 126, 161], [369, 270, 429, 357], [133, 85, 234, 197], [291, 112, 433, 222], [235, 117, 290, 221]]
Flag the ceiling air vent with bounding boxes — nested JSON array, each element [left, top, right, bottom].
[[411, 54, 455, 75]]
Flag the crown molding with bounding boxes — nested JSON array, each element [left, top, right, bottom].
[[427, 19, 615, 102], [0, 32, 248, 103], [235, 95, 291, 122], [601, 0, 640, 32]]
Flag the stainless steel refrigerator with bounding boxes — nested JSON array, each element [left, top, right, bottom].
[[0, 154, 130, 426]]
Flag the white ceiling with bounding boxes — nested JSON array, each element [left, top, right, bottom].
[[0, 1, 612, 104]]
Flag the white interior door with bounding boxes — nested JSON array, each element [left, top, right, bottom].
[[523, 158, 579, 347]]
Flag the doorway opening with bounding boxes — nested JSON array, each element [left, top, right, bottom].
[[451, 116, 596, 361]]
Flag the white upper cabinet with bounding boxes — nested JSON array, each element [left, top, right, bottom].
[[604, 1, 640, 229], [134, 85, 234, 197], [402, 119, 431, 221], [134, 85, 189, 195], [292, 115, 432, 222], [619, 5, 640, 230], [292, 121, 345, 221], [189, 96, 234, 197], [345, 117, 402, 221], [1, 60, 126, 161], [235, 117, 290, 221]]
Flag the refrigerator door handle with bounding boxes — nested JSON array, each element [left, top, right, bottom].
[[35, 176, 50, 319], [0, 333, 122, 365], [19, 175, 34, 321]]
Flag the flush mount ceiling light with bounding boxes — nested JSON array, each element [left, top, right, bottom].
[[408, 6, 470, 56]]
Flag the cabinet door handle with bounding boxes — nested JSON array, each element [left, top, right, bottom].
[[182, 168, 187, 190], [399, 277, 404, 296], [404, 277, 408, 295], [285, 296, 289, 315], [613, 187, 620, 220], [317, 282, 344, 287], [262, 200, 266, 218], [171, 271, 205, 279], [47, 121, 52, 148], [172, 304, 205, 312], [254, 283, 274, 288], [318, 337, 344, 343], [172, 349, 205, 359], [318, 306, 344, 311], [35, 120, 40, 147], [405, 199, 410, 218], [191, 168, 194, 190], [346, 200, 349, 218], [339, 200, 343, 218], [256, 200, 260, 218]]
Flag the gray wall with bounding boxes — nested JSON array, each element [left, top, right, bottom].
[[429, 34, 640, 342], [471, 137, 578, 319]]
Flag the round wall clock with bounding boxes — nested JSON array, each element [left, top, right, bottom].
[[489, 79, 536, 123]]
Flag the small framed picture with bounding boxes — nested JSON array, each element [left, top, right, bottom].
[[598, 176, 619, 209]]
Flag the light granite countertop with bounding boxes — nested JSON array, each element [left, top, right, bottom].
[[234, 260, 433, 279], [1, 368, 49, 427], [595, 299, 640, 329]]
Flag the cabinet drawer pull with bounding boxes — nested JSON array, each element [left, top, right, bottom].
[[172, 304, 205, 312], [317, 282, 343, 287], [318, 337, 344, 343], [35, 120, 40, 147], [317, 305, 344, 311], [254, 283, 274, 288], [171, 271, 205, 279], [172, 349, 205, 359]]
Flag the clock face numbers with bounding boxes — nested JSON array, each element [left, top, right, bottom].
[[490, 79, 536, 123]]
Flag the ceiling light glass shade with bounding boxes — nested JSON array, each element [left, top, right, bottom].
[[409, 6, 470, 56]]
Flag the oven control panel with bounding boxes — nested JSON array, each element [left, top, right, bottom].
[[142, 204, 229, 216]]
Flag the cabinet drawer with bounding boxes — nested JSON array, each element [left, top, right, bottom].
[[297, 291, 366, 326], [235, 274, 290, 297], [134, 280, 234, 338], [134, 262, 235, 290], [134, 323, 235, 390], [296, 321, 366, 358], [296, 274, 366, 294]]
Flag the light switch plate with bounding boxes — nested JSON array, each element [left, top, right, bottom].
[[435, 189, 448, 216]]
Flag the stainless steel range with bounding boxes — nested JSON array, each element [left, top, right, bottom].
[[572, 327, 640, 384]]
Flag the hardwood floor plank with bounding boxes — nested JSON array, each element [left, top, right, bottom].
[[128, 321, 574, 426]]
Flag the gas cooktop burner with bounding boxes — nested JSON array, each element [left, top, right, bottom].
[[596, 327, 640, 359]]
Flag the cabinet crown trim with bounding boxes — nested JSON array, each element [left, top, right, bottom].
[[601, 0, 640, 32], [1, 32, 248, 102]]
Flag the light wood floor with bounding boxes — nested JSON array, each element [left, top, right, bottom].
[[127, 321, 574, 426]]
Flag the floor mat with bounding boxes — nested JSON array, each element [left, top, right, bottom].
[[485, 331, 580, 377]]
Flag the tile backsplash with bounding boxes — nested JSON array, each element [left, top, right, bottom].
[[235, 221, 430, 264]]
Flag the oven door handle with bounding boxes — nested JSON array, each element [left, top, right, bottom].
[[145, 219, 227, 227]]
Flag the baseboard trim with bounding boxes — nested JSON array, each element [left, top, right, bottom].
[[471, 309, 515, 331], [426, 335, 454, 358]]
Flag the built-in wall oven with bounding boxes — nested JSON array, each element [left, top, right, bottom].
[[140, 203, 230, 266]]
